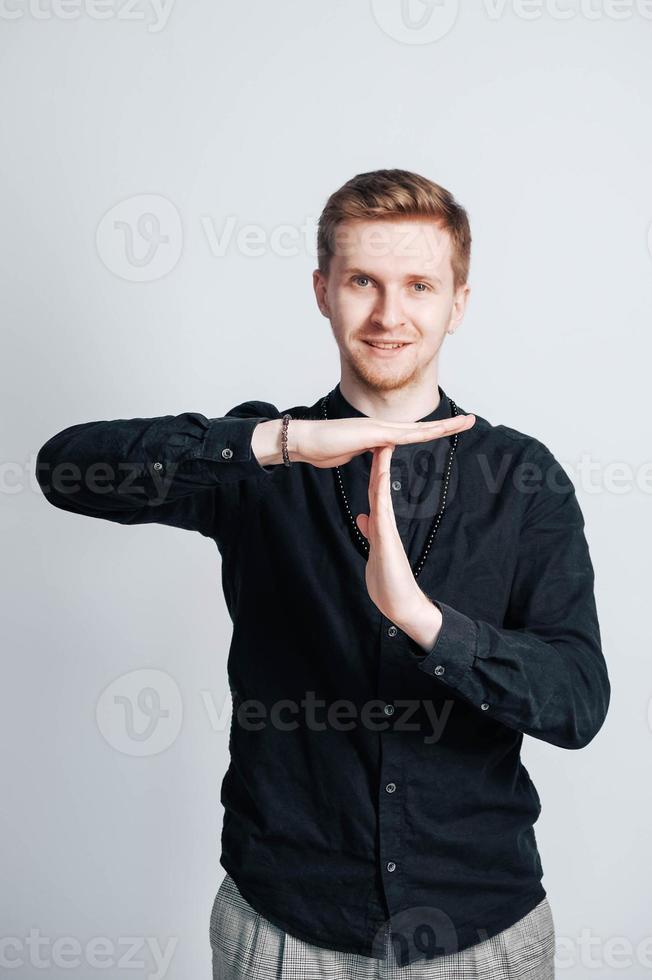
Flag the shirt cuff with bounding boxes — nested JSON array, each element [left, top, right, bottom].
[[200, 416, 277, 479], [407, 599, 477, 688]]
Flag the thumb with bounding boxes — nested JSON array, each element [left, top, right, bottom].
[[356, 513, 369, 538]]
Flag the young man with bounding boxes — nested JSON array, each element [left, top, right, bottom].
[[36, 169, 610, 978]]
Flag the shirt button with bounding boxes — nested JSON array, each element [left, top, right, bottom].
[[153, 461, 163, 471], [387, 861, 396, 872], [384, 704, 395, 716], [221, 448, 234, 460], [391, 480, 401, 491], [481, 703, 490, 711], [385, 782, 396, 793], [387, 626, 397, 638], [434, 665, 445, 676]]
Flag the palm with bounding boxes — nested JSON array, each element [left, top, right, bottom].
[[355, 446, 421, 625]]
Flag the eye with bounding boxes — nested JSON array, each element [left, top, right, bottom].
[[352, 275, 372, 287], [413, 282, 429, 292]]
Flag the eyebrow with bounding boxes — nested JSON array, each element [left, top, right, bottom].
[[342, 267, 443, 288]]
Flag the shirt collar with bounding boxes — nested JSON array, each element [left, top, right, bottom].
[[326, 381, 452, 423]]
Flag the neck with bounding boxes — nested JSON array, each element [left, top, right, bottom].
[[338, 367, 441, 423]]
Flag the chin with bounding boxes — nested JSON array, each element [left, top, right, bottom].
[[348, 354, 416, 393]]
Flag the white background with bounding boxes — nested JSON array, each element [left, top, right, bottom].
[[2, 1, 650, 977]]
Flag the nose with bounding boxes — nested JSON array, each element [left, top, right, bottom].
[[370, 288, 406, 331]]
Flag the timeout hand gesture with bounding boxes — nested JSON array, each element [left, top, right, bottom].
[[252, 411, 475, 627]]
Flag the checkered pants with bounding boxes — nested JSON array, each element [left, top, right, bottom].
[[210, 872, 556, 979]]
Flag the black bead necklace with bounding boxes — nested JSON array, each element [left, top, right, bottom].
[[320, 389, 460, 578]]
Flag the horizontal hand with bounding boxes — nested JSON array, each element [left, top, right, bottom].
[[252, 413, 474, 468]]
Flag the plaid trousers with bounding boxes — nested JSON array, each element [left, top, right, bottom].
[[210, 872, 556, 979]]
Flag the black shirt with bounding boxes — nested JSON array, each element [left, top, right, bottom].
[[35, 382, 610, 966]]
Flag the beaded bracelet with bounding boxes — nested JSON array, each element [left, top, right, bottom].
[[281, 413, 292, 467]]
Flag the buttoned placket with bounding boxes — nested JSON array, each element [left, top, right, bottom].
[[374, 459, 414, 911], [377, 612, 407, 909]]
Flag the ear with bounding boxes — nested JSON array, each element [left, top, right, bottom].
[[447, 283, 471, 334], [312, 269, 330, 317]]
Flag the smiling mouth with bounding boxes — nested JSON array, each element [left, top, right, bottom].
[[363, 341, 411, 350]]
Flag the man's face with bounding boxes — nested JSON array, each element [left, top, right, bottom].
[[313, 218, 469, 393]]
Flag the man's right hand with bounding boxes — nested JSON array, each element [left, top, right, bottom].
[[251, 414, 476, 469]]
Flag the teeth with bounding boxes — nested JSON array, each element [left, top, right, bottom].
[[368, 342, 404, 349]]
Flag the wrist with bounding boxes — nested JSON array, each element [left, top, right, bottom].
[[396, 592, 443, 652], [285, 417, 306, 463], [251, 418, 306, 466]]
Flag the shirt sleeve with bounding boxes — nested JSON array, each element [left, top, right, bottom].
[[35, 404, 279, 538], [405, 444, 611, 750]]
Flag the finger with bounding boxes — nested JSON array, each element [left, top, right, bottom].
[[374, 445, 392, 508], [380, 446, 396, 526], [370, 414, 475, 429], [389, 415, 475, 445], [369, 446, 394, 535], [367, 446, 381, 512], [409, 414, 474, 432], [367, 444, 380, 513]]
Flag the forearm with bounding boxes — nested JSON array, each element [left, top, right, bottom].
[[399, 596, 610, 750], [35, 410, 276, 533]]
